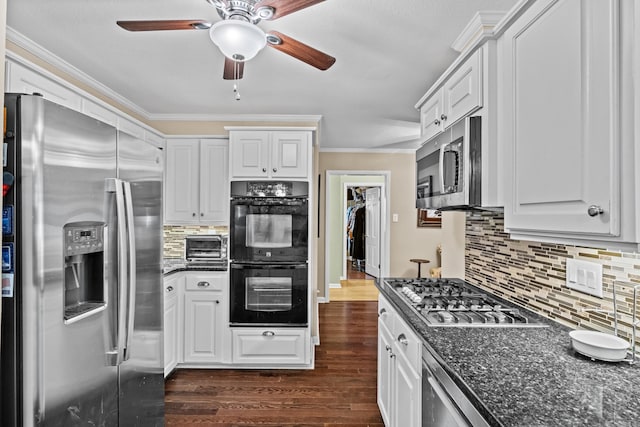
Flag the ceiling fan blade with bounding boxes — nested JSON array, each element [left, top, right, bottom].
[[223, 58, 245, 80], [256, 0, 325, 20], [116, 20, 211, 31], [267, 31, 335, 71]]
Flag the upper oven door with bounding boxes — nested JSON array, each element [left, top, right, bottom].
[[231, 197, 308, 262]]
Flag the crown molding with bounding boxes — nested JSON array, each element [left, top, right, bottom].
[[318, 147, 416, 154], [152, 114, 322, 123], [451, 11, 507, 53], [6, 26, 154, 119], [6, 27, 324, 125]]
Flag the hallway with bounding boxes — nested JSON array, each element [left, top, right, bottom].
[[329, 260, 378, 301], [164, 301, 383, 426]]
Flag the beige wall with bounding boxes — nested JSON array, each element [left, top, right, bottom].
[[317, 152, 444, 298]]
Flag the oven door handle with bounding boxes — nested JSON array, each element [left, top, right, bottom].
[[231, 262, 307, 270], [231, 198, 307, 206]]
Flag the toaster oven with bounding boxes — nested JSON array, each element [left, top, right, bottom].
[[184, 235, 228, 266]]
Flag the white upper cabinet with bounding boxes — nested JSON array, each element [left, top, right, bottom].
[[418, 48, 483, 140], [229, 129, 311, 179], [164, 138, 229, 225], [6, 60, 82, 110], [499, 0, 637, 247]]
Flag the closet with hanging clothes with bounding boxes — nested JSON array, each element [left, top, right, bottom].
[[346, 187, 366, 272]]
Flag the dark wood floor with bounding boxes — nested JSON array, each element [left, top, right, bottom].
[[164, 301, 384, 426]]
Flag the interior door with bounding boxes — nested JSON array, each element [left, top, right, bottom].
[[365, 187, 381, 278]]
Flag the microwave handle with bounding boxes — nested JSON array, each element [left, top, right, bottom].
[[438, 144, 446, 195]]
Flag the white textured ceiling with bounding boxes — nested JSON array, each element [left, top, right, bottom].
[[6, 0, 518, 150]]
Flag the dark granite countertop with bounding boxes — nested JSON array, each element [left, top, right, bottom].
[[375, 279, 640, 427], [163, 257, 228, 275]]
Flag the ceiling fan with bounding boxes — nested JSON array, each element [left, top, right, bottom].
[[117, 0, 336, 80]]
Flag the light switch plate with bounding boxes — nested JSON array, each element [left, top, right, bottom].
[[565, 259, 603, 298]]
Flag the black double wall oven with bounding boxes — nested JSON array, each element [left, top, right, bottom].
[[229, 181, 308, 326]]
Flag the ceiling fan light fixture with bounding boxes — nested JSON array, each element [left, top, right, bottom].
[[209, 20, 266, 61]]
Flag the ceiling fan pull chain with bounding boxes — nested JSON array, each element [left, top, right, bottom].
[[233, 60, 241, 101]]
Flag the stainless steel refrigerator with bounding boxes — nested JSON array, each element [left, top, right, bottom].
[[1, 94, 164, 426]]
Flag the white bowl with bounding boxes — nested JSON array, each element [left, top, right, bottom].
[[569, 330, 629, 362]]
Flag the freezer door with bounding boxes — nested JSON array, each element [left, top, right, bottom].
[[116, 130, 164, 425], [24, 96, 120, 425]]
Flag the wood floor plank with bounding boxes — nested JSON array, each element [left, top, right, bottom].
[[165, 301, 384, 425]]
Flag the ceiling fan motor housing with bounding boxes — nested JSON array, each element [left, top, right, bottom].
[[215, 0, 273, 24]]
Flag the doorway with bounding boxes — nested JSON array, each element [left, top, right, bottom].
[[324, 171, 390, 302]]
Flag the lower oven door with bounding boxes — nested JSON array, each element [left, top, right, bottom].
[[230, 262, 308, 326]]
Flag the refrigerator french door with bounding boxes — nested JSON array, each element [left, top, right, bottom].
[[0, 94, 164, 426]]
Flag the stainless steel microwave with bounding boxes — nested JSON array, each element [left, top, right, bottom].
[[416, 116, 481, 210]]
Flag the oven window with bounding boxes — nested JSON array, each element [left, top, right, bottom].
[[245, 214, 292, 248], [246, 277, 292, 312]]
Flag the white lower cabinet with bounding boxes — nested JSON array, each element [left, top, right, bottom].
[[377, 319, 394, 426], [377, 294, 422, 427], [183, 272, 228, 364], [231, 328, 309, 365], [164, 270, 312, 370], [163, 273, 183, 377]]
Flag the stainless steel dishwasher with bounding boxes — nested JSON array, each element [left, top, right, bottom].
[[422, 347, 491, 427]]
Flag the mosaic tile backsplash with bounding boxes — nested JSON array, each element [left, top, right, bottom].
[[163, 225, 229, 258], [465, 211, 640, 351]]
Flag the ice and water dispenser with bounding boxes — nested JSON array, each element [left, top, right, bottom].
[[63, 221, 107, 323]]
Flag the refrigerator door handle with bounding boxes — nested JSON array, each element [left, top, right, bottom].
[[106, 178, 130, 366], [122, 180, 137, 362]]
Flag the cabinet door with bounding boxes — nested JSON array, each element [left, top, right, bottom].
[[377, 320, 394, 427], [81, 99, 118, 127], [164, 139, 200, 223], [502, 0, 619, 236], [442, 48, 482, 126], [163, 285, 178, 377], [231, 328, 308, 365], [420, 92, 444, 141], [229, 131, 270, 178], [394, 350, 421, 427], [199, 139, 229, 224], [6, 61, 82, 111], [270, 131, 310, 178], [183, 292, 224, 363]]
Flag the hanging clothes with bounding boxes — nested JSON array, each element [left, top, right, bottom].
[[352, 205, 366, 261]]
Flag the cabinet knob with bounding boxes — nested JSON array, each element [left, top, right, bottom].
[[587, 205, 604, 217], [440, 114, 447, 121], [272, 168, 277, 173], [378, 308, 387, 317], [166, 286, 174, 292], [192, 213, 196, 217], [389, 352, 395, 359], [434, 119, 441, 126], [197, 281, 210, 288], [262, 331, 275, 337], [215, 300, 220, 304], [385, 344, 392, 352], [397, 334, 409, 346], [200, 213, 204, 217], [262, 167, 267, 173]]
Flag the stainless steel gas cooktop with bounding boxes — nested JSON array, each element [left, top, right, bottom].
[[384, 277, 546, 327]]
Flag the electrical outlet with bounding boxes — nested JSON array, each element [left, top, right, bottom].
[[565, 259, 603, 297], [392, 213, 399, 222]]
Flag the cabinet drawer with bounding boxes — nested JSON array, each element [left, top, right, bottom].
[[185, 272, 227, 291], [231, 328, 308, 365], [392, 315, 421, 373], [378, 294, 395, 332]]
